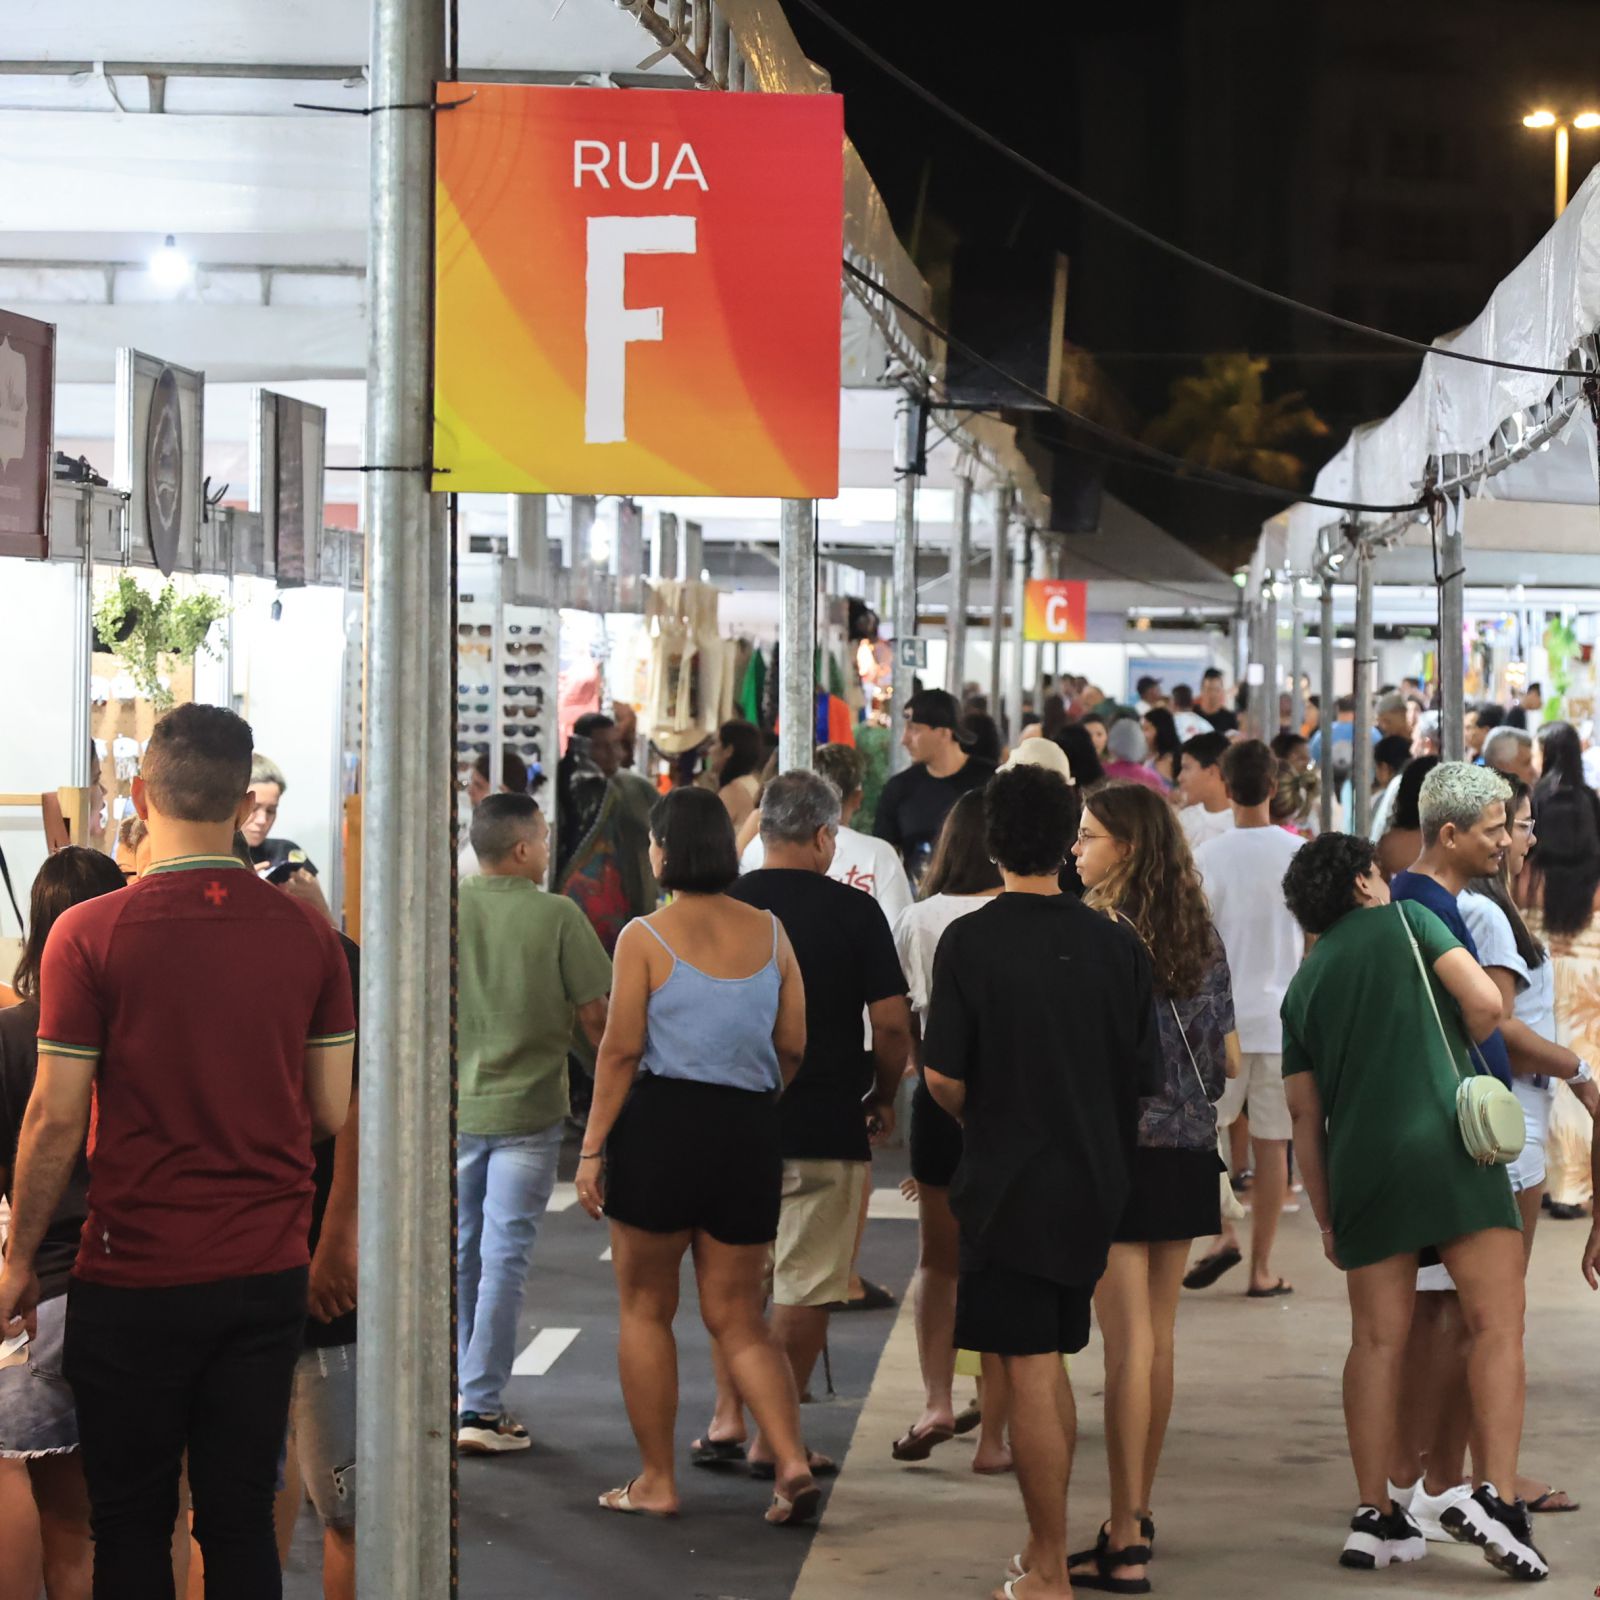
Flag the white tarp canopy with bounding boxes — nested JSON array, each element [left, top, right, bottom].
[[1261, 162, 1600, 582]]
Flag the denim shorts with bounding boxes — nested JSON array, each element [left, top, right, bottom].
[[0, 1294, 78, 1458], [292, 1342, 356, 1529]]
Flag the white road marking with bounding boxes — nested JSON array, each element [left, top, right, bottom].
[[867, 1187, 918, 1221], [600, 1246, 613, 1261], [546, 1184, 579, 1213], [512, 1328, 579, 1376]]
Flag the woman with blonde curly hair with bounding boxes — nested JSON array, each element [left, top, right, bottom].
[[1067, 783, 1237, 1593]]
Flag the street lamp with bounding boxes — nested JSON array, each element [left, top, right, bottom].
[[1523, 108, 1600, 218]]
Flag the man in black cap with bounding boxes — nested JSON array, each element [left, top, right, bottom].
[[874, 689, 996, 886]]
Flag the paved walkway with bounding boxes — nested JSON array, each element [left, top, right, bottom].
[[793, 1204, 1599, 1599]]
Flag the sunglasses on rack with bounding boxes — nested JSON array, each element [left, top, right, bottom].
[[458, 722, 490, 734], [506, 641, 545, 656], [504, 663, 545, 677], [506, 624, 542, 636], [458, 623, 493, 638], [459, 701, 490, 714], [456, 740, 489, 755], [503, 685, 540, 697], [459, 682, 490, 696], [503, 722, 541, 737]]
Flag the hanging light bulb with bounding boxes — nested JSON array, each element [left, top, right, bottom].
[[149, 235, 193, 289]]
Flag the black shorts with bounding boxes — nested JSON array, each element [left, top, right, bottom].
[[910, 1079, 963, 1188], [602, 1074, 782, 1247], [954, 1263, 1093, 1357], [1114, 1146, 1225, 1244]]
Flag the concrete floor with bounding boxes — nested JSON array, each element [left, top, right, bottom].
[[281, 1180, 1599, 1598], [791, 1203, 1600, 1599]]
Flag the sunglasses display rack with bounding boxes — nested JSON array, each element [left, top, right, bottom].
[[455, 600, 499, 782], [498, 603, 556, 778]]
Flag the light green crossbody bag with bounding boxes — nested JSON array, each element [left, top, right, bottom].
[[1397, 904, 1523, 1166]]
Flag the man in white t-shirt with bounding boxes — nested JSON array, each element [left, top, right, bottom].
[[742, 743, 912, 927], [1192, 738, 1304, 1298], [1176, 731, 1235, 852], [1169, 683, 1212, 742]]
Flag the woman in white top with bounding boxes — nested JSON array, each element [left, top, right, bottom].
[[1409, 778, 1599, 1525], [887, 789, 1012, 1474]]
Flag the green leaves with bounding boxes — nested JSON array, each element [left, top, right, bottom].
[[92, 573, 229, 709]]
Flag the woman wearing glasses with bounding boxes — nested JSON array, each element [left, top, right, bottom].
[[1067, 783, 1235, 1594]]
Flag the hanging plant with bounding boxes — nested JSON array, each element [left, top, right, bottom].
[[93, 574, 229, 710]]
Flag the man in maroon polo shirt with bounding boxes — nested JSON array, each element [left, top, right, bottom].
[[0, 703, 354, 1600]]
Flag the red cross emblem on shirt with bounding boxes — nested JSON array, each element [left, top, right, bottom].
[[203, 880, 229, 907]]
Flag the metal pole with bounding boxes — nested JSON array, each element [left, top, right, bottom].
[[1319, 579, 1336, 834], [1007, 525, 1027, 743], [779, 498, 816, 773], [889, 396, 920, 775], [1351, 546, 1376, 837], [1289, 588, 1305, 737], [988, 488, 1008, 720], [947, 473, 972, 696], [1260, 584, 1280, 741], [1438, 498, 1466, 762], [507, 493, 550, 603], [568, 494, 595, 610], [358, 0, 450, 1590]]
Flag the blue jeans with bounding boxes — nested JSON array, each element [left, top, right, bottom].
[[457, 1126, 563, 1418]]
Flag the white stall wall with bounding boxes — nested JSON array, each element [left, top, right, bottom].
[[0, 558, 85, 955], [232, 579, 346, 899]]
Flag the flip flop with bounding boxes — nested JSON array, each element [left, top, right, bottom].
[[952, 1401, 982, 1435], [749, 1450, 837, 1480], [828, 1279, 897, 1312], [690, 1437, 747, 1469], [765, 1479, 822, 1527], [1246, 1279, 1294, 1298], [891, 1422, 954, 1462], [1527, 1487, 1580, 1513], [597, 1479, 677, 1518], [1183, 1246, 1242, 1290]]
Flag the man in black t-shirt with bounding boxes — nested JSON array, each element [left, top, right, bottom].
[[714, 771, 910, 1469], [874, 689, 995, 884], [923, 766, 1161, 1596], [1197, 667, 1239, 735]]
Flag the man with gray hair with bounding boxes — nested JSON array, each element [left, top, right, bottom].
[[1389, 763, 1514, 1089], [1483, 725, 1537, 788], [703, 770, 911, 1472]]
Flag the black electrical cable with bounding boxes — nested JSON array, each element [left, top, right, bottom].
[[844, 261, 1428, 515], [797, 0, 1587, 383]]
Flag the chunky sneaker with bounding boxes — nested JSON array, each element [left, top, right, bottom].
[[1340, 1504, 1428, 1570], [1440, 1484, 1549, 1581], [1410, 1480, 1474, 1543], [457, 1411, 531, 1454]]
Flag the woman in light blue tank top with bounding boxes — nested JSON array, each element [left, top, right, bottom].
[[574, 788, 820, 1527]]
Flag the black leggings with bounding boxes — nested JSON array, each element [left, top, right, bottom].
[[65, 1268, 306, 1600]]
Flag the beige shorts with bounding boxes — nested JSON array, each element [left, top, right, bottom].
[[771, 1159, 870, 1309], [1216, 1052, 1292, 1141]]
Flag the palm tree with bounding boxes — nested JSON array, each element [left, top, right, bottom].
[[1143, 353, 1328, 489]]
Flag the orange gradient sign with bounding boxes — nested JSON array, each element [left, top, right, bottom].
[[1024, 579, 1087, 642], [434, 85, 844, 495]]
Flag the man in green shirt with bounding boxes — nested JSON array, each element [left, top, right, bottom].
[[457, 794, 611, 1454]]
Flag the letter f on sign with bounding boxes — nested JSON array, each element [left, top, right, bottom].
[[585, 215, 696, 445]]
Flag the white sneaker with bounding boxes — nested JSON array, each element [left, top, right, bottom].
[[1441, 1484, 1549, 1581], [458, 1411, 532, 1454], [1387, 1477, 1420, 1513], [1410, 1481, 1473, 1542], [1340, 1504, 1428, 1570]]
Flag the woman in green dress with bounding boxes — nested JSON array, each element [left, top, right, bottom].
[[1279, 833, 1542, 1580]]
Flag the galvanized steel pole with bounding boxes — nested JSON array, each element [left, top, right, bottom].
[[1350, 546, 1376, 836], [358, 0, 451, 1591], [988, 488, 1008, 720], [947, 473, 972, 696], [1289, 589, 1305, 737], [889, 397, 920, 775], [1319, 579, 1336, 834], [1007, 526, 1027, 743], [779, 498, 817, 773], [1438, 499, 1466, 762], [1260, 583, 1279, 741]]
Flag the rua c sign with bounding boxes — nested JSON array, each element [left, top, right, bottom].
[[434, 85, 844, 496]]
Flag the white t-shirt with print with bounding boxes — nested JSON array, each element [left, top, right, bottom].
[[893, 892, 994, 1020], [741, 825, 914, 927], [1193, 825, 1305, 1054]]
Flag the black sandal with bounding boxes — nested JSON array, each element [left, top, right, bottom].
[[690, 1437, 747, 1469], [1069, 1517, 1155, 1569], [1071, 1542, 1153, 1595]]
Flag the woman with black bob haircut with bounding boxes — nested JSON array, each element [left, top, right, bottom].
[[576, 786, 822, 1527], [0, 847, 127, 1587], [1278, 832, 1534, 1575]]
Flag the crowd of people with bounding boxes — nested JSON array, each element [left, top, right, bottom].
[[4, 665, 1600, 1597]]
